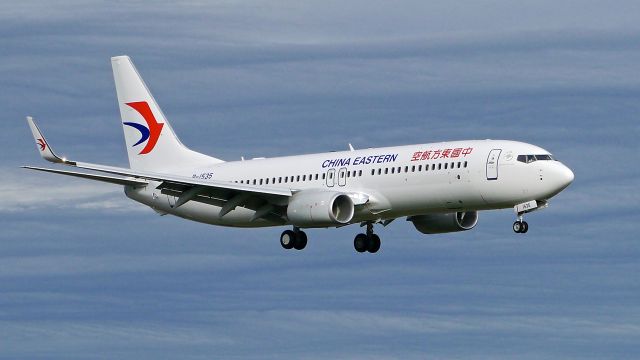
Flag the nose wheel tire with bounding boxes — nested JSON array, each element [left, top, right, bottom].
[[513, 221, 529, 233]]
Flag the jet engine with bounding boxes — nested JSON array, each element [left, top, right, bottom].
[[408, 211, 478, 234], [287, 190, 354, 227]]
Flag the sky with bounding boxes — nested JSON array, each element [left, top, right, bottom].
[[1, 1, 639, 358]]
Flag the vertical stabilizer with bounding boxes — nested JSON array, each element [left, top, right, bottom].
[[111, 56, 223, 171]]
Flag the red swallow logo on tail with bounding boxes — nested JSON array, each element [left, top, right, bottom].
[[123, 101, 164, 155], [37, 138, 47, 151]]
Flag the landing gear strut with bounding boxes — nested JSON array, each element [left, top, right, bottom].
[[280, 227, 307, 250], [354, 222, 381, 253]]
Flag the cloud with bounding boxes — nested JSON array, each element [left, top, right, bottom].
[[0, 168, 140, 213]]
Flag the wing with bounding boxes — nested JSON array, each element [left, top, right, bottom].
[[23, 116, 292, 222]]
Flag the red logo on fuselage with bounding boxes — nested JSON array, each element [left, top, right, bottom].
[[124, 101, 164, 155]]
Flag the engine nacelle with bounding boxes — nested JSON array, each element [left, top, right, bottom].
[[409, 211, 479, 234], [287, 190, 355, 227]]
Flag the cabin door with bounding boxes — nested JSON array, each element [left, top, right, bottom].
[[486, 149, 501, 180]]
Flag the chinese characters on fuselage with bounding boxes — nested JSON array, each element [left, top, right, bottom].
[[410, 147, 473, 161]]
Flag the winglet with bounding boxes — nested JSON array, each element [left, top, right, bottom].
[[26, 116, 75, 165]]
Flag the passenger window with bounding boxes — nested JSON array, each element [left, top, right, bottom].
[[411, 165, 415, 172], [322, 173, 326, 180], [464, 161, 468, 168], [378, 169, 382, 175], [418, 165, 422, 171], [358, 170, 362, 177], [432, 164, 436, 170], [302, 175, 306, 181], [391, 167, 395, 174], [371, 169, 375, 175], [385, 168, 389, 174], [438, 164, 442, 170], [315, 174, 319, 180], [264, 179, 268, 185], [444, 163, 448, 169], [253, 179, 256, 185]]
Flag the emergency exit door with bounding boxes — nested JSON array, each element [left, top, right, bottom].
[[486, 149, 501, 180]]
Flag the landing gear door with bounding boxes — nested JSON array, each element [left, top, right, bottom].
[[486, 149, 501, 180]]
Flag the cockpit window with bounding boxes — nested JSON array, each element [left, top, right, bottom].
[[517, 154, 555, 163]]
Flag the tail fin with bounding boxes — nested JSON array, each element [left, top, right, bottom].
[[111, 55, 223, 171]]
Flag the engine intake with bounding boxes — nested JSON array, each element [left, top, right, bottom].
[[287, 190, 355, 227], [409, 211, 478, 234]]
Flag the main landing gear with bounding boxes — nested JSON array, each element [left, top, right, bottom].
[[353, 222, 381, 253], [279, 222, 384, 253], [280, 227, 307, 250]]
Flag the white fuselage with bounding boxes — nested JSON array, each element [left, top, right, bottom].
[[124, 139, 574, 228]]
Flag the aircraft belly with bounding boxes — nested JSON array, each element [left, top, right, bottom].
[[124, 185, 279, 228], [373, 175, 485, 216], [173, 201, 277, 228]]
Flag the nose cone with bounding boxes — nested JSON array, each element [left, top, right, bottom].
[[560, 164, 575, 188], [541, 162, 574, 199], [554, 163, 574, 191]]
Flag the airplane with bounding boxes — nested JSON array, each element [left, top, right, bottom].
[[24, 55, 575, 254]]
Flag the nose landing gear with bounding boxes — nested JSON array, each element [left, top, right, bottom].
[[513, 218, 529, 233], [512, 200, 545, 234]]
